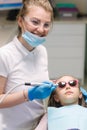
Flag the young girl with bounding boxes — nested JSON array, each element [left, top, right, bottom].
[[35, 75, 87, 130]]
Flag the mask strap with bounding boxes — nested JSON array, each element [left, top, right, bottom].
[[21, 16, 26, 33]]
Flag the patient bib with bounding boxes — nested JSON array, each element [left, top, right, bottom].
[[48, 105, 87, 130]]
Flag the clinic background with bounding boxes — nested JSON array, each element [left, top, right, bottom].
[[0, 0, 87, 88]]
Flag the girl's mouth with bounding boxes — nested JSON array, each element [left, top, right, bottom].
[[65, 91, 73, 95]]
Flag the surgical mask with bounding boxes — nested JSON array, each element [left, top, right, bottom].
[[22, 30, 46, 47]]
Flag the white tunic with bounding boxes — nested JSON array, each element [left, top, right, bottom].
[[0, 36, 49, 130]]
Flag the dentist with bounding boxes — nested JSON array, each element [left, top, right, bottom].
[[0, 0, 55, 130]]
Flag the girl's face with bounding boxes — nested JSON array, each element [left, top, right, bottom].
[[18, 5, 52, 37], [54, 76, 82, 106]]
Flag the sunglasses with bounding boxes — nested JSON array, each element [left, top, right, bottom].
[[57, 80, 78, 88]]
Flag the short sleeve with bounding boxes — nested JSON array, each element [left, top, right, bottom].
[[0, 50, 9, 77]]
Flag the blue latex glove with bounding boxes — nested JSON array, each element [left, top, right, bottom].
[[80, 87, 87, 103], [28, 81, 57, 101]]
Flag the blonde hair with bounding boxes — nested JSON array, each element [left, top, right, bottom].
[[19, 0, 53, 18], [17, 0, 53, 36]]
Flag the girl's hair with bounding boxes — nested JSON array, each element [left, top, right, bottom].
[[48, 75, 87, 108], [17, 0, 53, 36]]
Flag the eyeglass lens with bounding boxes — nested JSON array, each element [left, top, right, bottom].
[[31, 19, 51, 29], [58, 80, 77, 88], [24, 17, 51, 29]]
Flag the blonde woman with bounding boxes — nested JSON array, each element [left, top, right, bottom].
[[0, 0, 54, 129]]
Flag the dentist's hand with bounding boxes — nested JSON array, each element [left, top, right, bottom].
[[28, 81, 57, 101]]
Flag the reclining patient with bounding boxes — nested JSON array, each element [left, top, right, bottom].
[[35, 75, 87, 130]]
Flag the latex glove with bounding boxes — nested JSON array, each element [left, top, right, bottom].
[[28, 81, 57, 101], [80, 87, 87, 103]]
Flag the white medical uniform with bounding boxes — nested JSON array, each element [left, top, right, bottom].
[[48, 105, 87, 130], [0, 36, 49, 130]]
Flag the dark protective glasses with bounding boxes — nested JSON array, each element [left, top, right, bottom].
[[57, 80, 78, 88]]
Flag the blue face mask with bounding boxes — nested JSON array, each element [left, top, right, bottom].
[[22, 31, 46, 47]]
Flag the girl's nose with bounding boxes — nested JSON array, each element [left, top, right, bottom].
[[66, 84, 71, 89]]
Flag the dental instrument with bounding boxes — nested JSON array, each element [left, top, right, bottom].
[[0, 82, 44, 104], [0, 82, 57, 103]]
